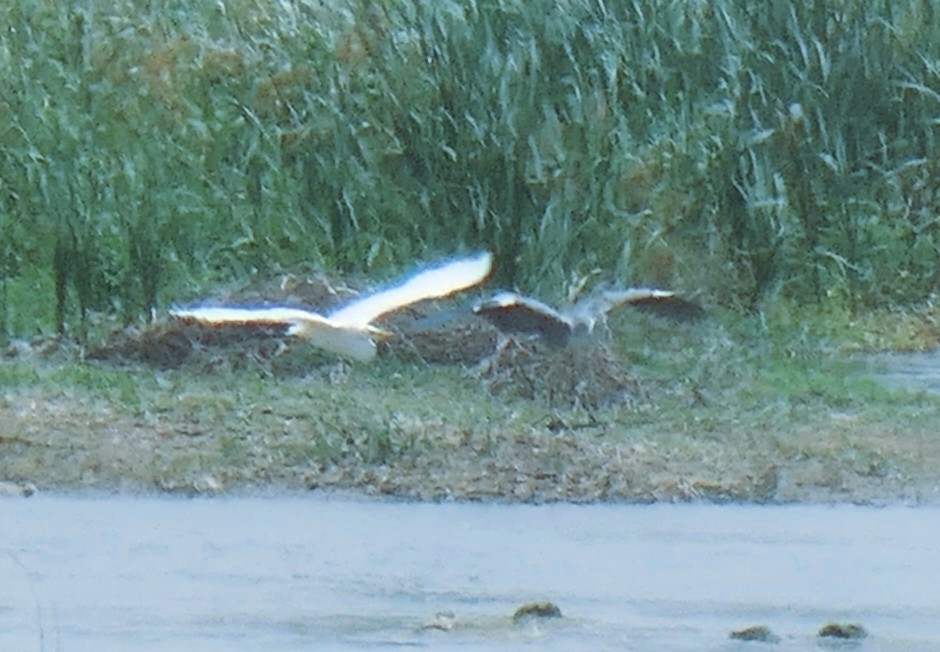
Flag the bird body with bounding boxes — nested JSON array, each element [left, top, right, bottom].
[[171, 251, 493, 361], [473, 286, 701, 347]]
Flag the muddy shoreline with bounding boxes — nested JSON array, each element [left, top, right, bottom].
[[3, 382, 938, 505]]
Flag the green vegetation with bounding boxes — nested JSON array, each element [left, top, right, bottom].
[[1, 0, 938, 502], [1, 0, 938, 342]]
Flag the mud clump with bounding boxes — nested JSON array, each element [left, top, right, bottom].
[[385, 313, 498, 366], [729, 625, 780, 643], [818, 622, 868, 639], [475, 338, 645, 409], [512, 601, 562, 623]]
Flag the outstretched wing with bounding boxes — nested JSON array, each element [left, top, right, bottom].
[[169, 305, 380, 361], [328, 251, 493, 327], [473, 291, 572, 347], [169, 306, 331, 332], [600, 288, 705, 321]]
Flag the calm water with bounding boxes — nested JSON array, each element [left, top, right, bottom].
[[2, 496, 939, 651]]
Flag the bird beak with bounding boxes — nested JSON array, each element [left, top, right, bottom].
[[369, 326, 394, 341]]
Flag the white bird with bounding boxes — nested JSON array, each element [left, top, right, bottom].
[[473, 286, 702, 347], [170, 251, 493, 362]]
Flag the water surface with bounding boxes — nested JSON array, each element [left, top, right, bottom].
[[2, 496, 938, 651]]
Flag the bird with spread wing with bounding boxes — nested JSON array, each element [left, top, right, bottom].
[[472, 285, 703, 348], [170, 251, 493, 362]]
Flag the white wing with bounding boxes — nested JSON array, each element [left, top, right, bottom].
[[565, 287, 676, 328], [599, 287, 675, 310], [566, 287, 705, 330], [590, 287, 704, 322], [328, 251, 493, 327], [169, 305, 379, 361], [169, 305, 330, 329]]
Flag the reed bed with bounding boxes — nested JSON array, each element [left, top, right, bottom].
[[1, 0, 937, 341]]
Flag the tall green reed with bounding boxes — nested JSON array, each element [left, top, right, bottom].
[[0, 0, 937, 339]]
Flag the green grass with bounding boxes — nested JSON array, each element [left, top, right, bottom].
[[603, 306, 940, 444], [0, 0, 938, 342]]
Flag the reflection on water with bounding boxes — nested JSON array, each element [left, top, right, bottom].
[[2, 496, 939, 651]]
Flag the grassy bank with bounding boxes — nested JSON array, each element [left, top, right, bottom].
[[1, 1, 938, 502], [2, 303, 938, 503]]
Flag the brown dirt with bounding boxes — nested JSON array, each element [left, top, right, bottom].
[[2, 374, 937, 504]]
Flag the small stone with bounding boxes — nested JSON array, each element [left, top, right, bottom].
[[0, 481, 37, 497], [730, 625, 780, 643], [420, 610, 457, 631], [512, 601, 562, 623], [818, 622, 868, 639]]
